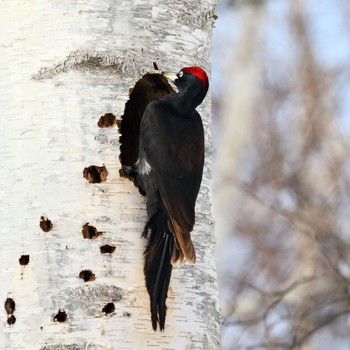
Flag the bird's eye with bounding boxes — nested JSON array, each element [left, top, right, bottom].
[[178, 71, 183, 78]]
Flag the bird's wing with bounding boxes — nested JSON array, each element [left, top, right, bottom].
[[140, 102, 204, 263]]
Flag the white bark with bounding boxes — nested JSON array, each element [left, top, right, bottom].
[[214, 3, 265, 243], [213, 4, 265, 318], [0, 1, 219, 349]]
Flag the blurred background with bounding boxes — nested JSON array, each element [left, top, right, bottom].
[[212, 0, 350, 349]]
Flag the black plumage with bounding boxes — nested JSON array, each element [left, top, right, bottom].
[[137, 67, 209, 331]]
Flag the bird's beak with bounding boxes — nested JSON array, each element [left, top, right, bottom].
[[162, 72, 178, 82]]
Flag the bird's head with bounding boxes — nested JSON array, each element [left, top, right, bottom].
[[163, 66, 209, 97]]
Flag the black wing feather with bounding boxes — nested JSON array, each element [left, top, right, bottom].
[[140, 101, 204, 261]]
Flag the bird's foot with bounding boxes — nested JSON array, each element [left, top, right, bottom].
[[121, 165, 146, 195], [121, 165, 137, 179], [141, 221, 150, 238]]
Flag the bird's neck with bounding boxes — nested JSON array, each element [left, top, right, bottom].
[[169, 87, 205, 115]]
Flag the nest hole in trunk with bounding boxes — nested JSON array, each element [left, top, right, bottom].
[[118, 73, 174, 189]]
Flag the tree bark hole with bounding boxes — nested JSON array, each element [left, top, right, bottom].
[[118, 73, 174, 177]]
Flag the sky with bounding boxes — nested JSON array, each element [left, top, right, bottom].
[[212, 1, 350, 349], [212, 0, 350, 130]]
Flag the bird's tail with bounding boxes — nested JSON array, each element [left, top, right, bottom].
[[143, 206, 173, 331]]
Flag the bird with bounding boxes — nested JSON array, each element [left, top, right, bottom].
[[135, 66, 209, 331]]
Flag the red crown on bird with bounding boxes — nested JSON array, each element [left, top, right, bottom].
[[182, 66, 208, 90]]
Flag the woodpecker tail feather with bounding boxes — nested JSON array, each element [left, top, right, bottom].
[[168, 218, 196, 264], [143, 208, 173, 331]]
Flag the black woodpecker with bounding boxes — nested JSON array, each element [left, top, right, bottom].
[[135, 66, 209, 331]]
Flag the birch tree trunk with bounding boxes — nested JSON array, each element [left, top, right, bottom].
[[0, 1, 220, 349]]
